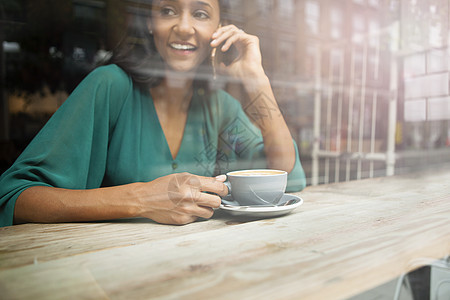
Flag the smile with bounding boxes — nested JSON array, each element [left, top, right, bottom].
[[169, 43, 197, 51]]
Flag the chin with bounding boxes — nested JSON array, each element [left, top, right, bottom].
[[165, 56, 207, 73], [167, 64, 199, 74]]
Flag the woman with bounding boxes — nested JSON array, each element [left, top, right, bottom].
[[0, 0, 306, 226]]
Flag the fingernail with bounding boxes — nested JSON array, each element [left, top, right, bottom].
[[215, 174, 226, 181]]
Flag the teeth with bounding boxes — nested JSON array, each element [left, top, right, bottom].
[[171, 43, 196, 50]]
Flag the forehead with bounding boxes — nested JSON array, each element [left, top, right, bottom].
[[153, 0, 220, 9]]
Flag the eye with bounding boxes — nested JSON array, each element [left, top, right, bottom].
[[160, 6, 176, 17], [193, 10, 210, 20]]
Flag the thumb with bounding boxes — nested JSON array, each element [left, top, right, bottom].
[[215, 174, 227, 182]]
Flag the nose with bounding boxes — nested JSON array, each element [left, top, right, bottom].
[[174, 13, 195, 36]]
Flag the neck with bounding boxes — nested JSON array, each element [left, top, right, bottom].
[[151, 76, 194, 112]]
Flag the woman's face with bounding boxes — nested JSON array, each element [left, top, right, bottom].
[[150, 0, 221, 73]]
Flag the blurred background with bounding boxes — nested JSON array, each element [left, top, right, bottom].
[[1, 0, 450, 185]]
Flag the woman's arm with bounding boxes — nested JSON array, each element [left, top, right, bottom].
[[240, 74, 296, 172], [211, 26, 295, 173], [14, 185, 138, 224], [14, 173, 228, 225]]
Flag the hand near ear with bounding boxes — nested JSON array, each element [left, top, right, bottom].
[[210, 25, 265, 82]]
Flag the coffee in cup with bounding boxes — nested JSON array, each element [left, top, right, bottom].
[[225, 169, 287, 206]]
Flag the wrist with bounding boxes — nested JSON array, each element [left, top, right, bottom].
[[120, 182, 147, 218], [241, 67, 269, 91]]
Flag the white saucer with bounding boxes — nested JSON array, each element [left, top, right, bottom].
[[220, 194, 303, 218]]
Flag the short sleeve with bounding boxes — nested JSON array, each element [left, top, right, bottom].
[[0, 64, 131, 227]]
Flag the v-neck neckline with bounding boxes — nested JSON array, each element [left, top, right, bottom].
[[147, 89, 197, 162]]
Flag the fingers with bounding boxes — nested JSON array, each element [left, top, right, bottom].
[[173, 197, 216, 222], [163, 173, 228, 224], [167, 173, 226, 204], [192, 206, 215, 219], [171, 206, 214, 225], [212, 25, 243, 40], [211, 25, 246, 52], [198, 176, 228, 197], [174, 175, 225, 206], [215, 174, 227, 182], [195, 192, 222, 208]]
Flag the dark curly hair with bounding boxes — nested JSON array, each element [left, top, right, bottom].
[[107, 0, 231, 91]]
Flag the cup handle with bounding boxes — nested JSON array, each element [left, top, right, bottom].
[[224, 181, 231, 195]]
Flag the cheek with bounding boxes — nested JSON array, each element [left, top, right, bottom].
[[153, 38, 165, 59], [199, 28, 217, 49], [152, 29, 169, 52], [198, 38, 213, 60]]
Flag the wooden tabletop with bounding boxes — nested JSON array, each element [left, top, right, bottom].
[[1, 168, 450, 300]]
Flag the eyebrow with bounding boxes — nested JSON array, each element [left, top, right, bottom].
[[157, 0, 213, 9], [195, 1, 213, 9]]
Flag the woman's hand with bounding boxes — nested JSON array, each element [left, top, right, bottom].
[[135, 173, 228, 225], [210, 25, 266, 83]]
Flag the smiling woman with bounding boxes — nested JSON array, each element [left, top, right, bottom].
[[111, 0, 225, 89], [149, 0, 221, 73], [0, 0, 306, 227]]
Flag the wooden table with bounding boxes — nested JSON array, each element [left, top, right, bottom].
[[1, 168, 450, 300]]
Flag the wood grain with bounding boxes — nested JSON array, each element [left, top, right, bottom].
[[1, 168, 449, 299]]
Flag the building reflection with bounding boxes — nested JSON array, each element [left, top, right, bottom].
[[1, 0, 449, 183]]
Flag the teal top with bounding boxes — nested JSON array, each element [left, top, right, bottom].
[[0, 64, 306, 226]]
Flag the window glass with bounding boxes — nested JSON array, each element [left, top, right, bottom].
[[305, 1, 320, 35], [2, 0, 450, 185], [278, 0, 295, 20], [330, 7, 343, 39]]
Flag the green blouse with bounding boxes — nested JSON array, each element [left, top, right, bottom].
[[0, 64, 306, 226]]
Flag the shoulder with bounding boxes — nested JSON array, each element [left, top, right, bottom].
[[90, 64, 129, 79], [74, 64, 134, 110], [87, 64, 132, 92], [59, 64, 135, 123]]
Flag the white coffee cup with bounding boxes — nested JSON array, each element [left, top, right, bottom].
[[225, 169, 287, 206]]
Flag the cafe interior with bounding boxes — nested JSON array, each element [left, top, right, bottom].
[[0, 0, 449, 299]]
